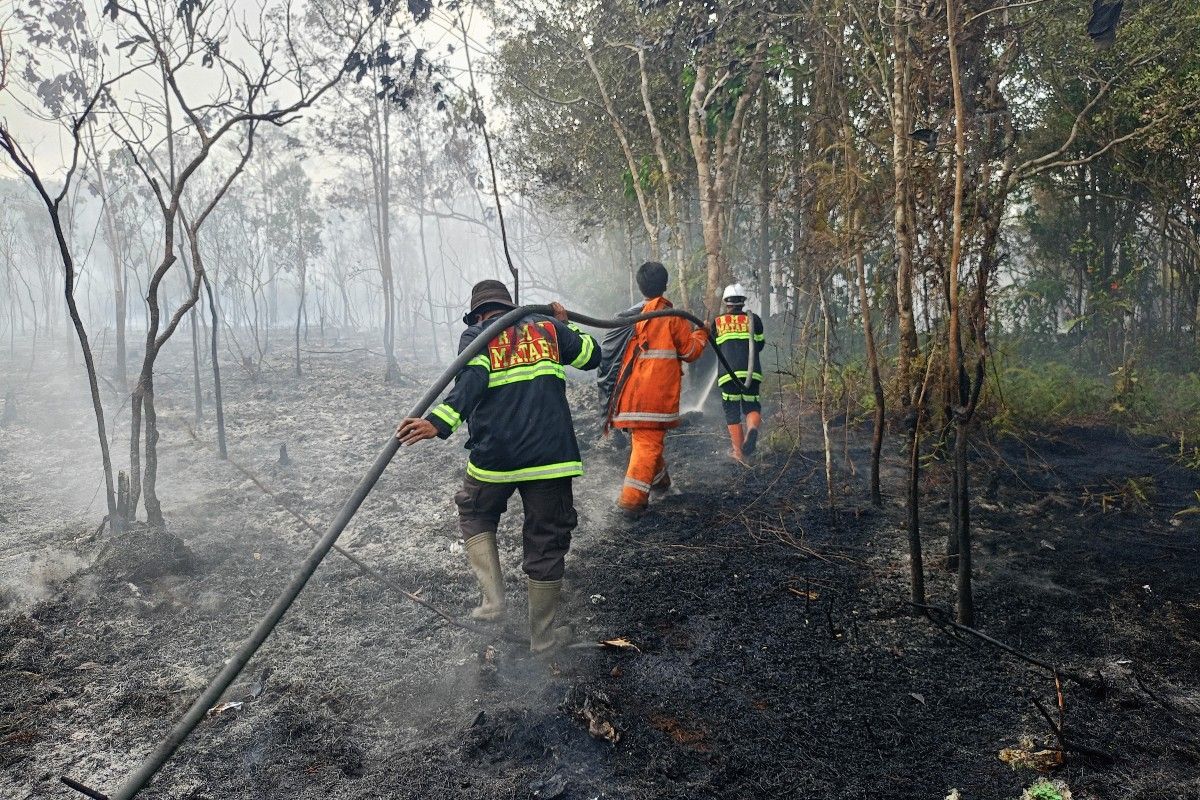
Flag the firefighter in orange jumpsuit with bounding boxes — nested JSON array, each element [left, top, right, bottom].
[[607, 262, 708, 515]]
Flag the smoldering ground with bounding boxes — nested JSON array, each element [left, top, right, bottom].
[[3, 334, 1200, 800]]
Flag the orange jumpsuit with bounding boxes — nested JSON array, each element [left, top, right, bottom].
[[609, 296, 708, 511]]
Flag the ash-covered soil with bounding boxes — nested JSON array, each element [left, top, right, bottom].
[[2, 335, 1199, 799]]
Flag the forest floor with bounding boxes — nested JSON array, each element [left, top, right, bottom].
[[2, 334, 1199, 800]]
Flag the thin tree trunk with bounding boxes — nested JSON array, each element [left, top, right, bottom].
[[294, 210, 307, 379], [89, 132, 129, 390], [414, 127, 442, 363], [757, 85, 772, 319], [907, 421, 925, 605], [636, 46, 688, 305], [854, 221, 885, 506], [295, 252, 306, 378], [891, 0, 919, 400], [56, 214, 120, 533], [190, 303, 202, 424], [583, 43, 659, 259], [818, 278, 835, 509], [954, 417, 973, 622], [946, 0, 973, 626], [202, 271, 227, 459]]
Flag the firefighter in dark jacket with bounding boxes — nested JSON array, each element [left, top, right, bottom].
[[396, 280, 601, 654], [711, 283, 765, 462]]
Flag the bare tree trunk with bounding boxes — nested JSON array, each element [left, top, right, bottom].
[[294, 256, 306, 379], [190, 304, 203, 424], [58, 216, 119, 533], [201, 271, 227, 459], [757, 85, 772, 320], [891, 0, 919, 400], [1, 124, 120, 533], [414, 127, 442, 363], [839, 91, 884, 506], [688, 44, 768, 313], [907, 421, 926, 605], [294, 212, 307, 379], [854, 218, 885, 506], [583, 42, 659, 260], [636, 46, 688, 304], [818, 278, 835, 509], [88, 132, 129, 390], [368, 97, 400, 382], [946, 0, 973, 626], [689, 64, 724, 313]]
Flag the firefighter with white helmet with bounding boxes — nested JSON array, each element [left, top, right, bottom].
[[710, 283, 765, 462]]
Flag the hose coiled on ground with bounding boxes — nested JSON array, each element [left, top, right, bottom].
[[69, 304, 738, 800]]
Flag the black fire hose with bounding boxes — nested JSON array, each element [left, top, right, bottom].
[[63, 304, 741, 800]]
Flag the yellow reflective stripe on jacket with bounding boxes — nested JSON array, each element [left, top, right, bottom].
[[715, 331, 752, 345], [431, 403, 462, 432], [487, 360, 565, 388], [718, 370, 764, 385], [722, 392, 762, 402], [753, 333, 765, 342], [467, 354, 491, 370], [570, 329, 596, 368], [467, 459, 584, 483]]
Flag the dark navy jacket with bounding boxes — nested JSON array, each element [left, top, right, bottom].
[[426, 314, 600, 482]]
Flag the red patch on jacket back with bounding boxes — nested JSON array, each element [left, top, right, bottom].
[[489, 321, 560, 370]]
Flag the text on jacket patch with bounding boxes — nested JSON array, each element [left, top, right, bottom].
[[715, 314, 750, 336], [489, 321, 561, 370]]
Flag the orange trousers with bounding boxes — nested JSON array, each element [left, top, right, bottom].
[[618, 428, 668, 510]]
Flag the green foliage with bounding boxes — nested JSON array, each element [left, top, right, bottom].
[[621, 156, 658, 200], [1082, 475, 1156, 514], [989, 360, 1109, 433], [1175, 490, 1200, 518], [987, 355, 1200, 442], [1026, 780, 1064, 800], [771, 355, 877, 419], [1104, 364, 1200, 441]]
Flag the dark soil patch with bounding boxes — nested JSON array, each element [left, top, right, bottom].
[[91, 522, 197, 586]]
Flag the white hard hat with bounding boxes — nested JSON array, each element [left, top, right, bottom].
[[722, 283, 747, 302]]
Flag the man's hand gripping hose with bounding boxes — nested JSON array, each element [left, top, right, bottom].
[[63, 304, 740, 799]]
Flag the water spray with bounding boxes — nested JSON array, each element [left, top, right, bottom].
[[62, 305, 744, 800]]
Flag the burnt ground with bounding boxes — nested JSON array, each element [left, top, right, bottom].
[[2, 335, 1199, 800]]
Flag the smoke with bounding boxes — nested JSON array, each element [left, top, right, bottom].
[[0, 549, 88, 611]]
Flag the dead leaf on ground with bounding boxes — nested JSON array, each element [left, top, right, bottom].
[[584, 711, 619, 744], [601, 637, 641, 652], [564, 686, 621, 745], [787, 586, 820, 600], [999, 738, 1063, 772], [206, 700, 244, 718]]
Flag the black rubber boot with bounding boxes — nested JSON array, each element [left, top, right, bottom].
[[743, 426, 759, 457]]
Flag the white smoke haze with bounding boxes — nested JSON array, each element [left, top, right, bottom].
[[0, 0, 637, 602], [4, 2, 1199, 799]]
